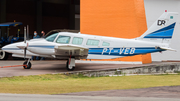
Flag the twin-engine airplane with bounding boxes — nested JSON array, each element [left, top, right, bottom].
[[2, 12, 178, 71]]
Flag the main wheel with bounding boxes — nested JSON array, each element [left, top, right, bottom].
[[23, 61, 32, 69], [66, 60, 75, 71], [0, 49, 8, 60]]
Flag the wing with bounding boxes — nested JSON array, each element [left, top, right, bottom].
[[54, 44, 89, 59]]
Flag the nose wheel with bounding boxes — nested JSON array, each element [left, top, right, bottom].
[[23, 58, 32, 69]]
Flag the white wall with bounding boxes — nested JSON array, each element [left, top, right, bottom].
[[144, 0, 180, 61]]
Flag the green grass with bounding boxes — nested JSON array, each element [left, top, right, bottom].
[[0, 74, 180, 94]]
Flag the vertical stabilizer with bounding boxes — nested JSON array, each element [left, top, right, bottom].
[[137, 11, 178, 44]]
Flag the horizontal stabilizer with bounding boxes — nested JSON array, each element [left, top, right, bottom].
[[159, 47, 176, 51]]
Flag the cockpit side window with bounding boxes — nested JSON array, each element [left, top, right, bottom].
[[86, 39, 99, 46], [102, 42, 110, 46], [45, 33, 58, 42], [72, 37, 83, 45], [56, 35, 71, 44]]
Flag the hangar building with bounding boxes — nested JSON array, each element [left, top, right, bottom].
[[0, 0, 179, 63], [0, 0, 80, 38]]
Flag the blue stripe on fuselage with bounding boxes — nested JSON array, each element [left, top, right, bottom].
[[89, 47, 164, 56], [2, 48, 21, 50]]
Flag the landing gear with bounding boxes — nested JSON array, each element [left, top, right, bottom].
[[66, 57, 75, 71], [23, 58, 32, 69]]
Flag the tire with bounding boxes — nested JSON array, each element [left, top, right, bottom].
[[23, 61, 32, 69], [0, 49, 8, 60], [66, 60, 75, 71]]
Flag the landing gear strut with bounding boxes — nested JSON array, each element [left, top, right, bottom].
[[66, 56, 75, 71], [23, 58, 32, 69]]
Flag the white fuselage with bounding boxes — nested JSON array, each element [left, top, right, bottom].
[[2, 32, 167, 59]]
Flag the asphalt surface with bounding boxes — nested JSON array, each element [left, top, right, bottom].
[[62, 86, 180, 98], [0, 60, 175, 77], [0, 60, 152, 77], [0, 93, 180, 101]]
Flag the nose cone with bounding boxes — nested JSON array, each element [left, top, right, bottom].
[[2, 44, 15, 53], [2, 44, 10, 53]]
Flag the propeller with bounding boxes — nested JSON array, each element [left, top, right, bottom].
[[27, 25, 29, 40], [16, 25, 29, 59], [24, 25, 30, 59], [24, 26, 27, 59]]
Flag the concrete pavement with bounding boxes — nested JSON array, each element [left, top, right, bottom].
[[0, 94, 180, 101], [0, 60, 149, 77], [0, 60, 178, 77], [62, 86, 180, 98]]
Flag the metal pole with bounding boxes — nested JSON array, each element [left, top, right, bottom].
[[18, 25, 20, 37], [7, 26, 9, 37], [0, 28, 1, 38]]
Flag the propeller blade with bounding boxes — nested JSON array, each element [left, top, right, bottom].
[[24, 26, 27, 59], [24, 48, 26, 59], [27, 25, 29, 40], [24, 26, 26, 43]]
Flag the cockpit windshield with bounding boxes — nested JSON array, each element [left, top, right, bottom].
[[45, 33, 58, 42]]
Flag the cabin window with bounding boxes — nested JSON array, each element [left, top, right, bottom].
[[86, 39, 99, 46], [45, 33, 58, 42], [72, 37, 83, 45], [56, 35, 70, 44], [102, 42, 110, 46]]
